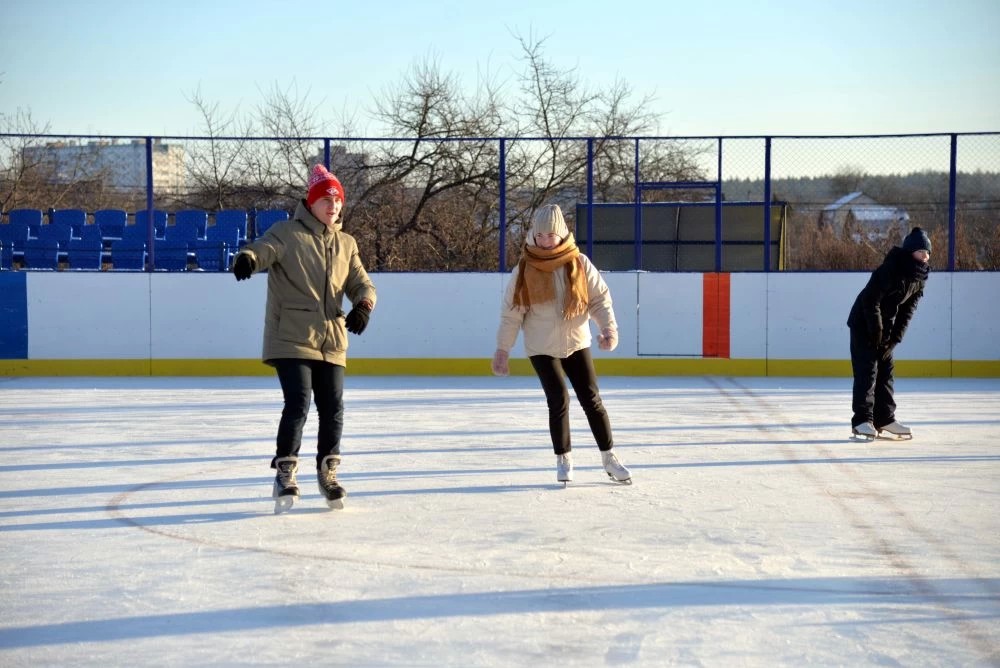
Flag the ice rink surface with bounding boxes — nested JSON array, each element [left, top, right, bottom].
[[0, 375, 997, 667]]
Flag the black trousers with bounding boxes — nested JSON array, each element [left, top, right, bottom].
[[272, 358, 344, 469], [849, 327, 896, 428], [529, 348, 613, 455]]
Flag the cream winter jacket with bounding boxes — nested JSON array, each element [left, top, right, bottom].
[[496, 254, 616, 358], [237, 200, 376, 367]]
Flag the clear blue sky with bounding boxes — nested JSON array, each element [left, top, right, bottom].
[[2, 0, 998, 138]]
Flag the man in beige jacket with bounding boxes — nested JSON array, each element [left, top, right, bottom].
[[492, 204, 631, 486], [233, 164, 376, 513]]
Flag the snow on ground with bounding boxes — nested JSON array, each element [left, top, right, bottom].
[[0, 375, 997, 667]]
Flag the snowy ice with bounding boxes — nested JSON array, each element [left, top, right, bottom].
[[0, 375, 998, 666]]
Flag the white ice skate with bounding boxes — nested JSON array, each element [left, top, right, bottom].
[[318, 455, 347, 510], [877, 421, 913, 440], [272, 457, 299, 514], [556, 453, 573, 485], [851, 422, 878, 442], [602, 449, 632, 484]]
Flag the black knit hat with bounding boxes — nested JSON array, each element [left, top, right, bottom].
[[902, 227, 931, 253]]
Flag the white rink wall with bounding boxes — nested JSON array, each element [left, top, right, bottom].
[[6, 271, 1000, 376]]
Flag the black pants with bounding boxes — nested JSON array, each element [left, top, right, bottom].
[[849, 327, 896, 428], [272, 359, 344, 469], [529, 348, 613, 455]]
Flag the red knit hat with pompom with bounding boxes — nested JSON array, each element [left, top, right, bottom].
[[306, 164, 345, 207]]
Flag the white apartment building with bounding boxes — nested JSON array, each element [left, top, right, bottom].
[[22, 139, 187, 194]]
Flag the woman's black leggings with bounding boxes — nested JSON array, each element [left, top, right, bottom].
[[271, 358, 344, 469], [529, 348, 613, 455]]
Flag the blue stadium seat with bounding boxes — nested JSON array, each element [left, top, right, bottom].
[[77, 224, 104, 245], [51, 209, 87, 237], [94, 209, 127, 239], [0, 239, 12, 270], [174, 210, 208, 238], [111, 238, 146, 270], [215, 209, 248, 241], [165, 218, 205, 245], [22, 238, 60, 270], [9, 209, 43, 238], [193, 240, 231, 272], [202, 225, 241, 269], [66, 237, 104, 270], [122, 223, 161, 243], [254, 209, 288, 238], [134, 209, 168, 237], [152, 239, 190, 271], [0, 219, 30, 267]]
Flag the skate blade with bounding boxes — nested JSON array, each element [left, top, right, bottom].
[[877, 432, 913, 440], [274, 495, 296, 514], [325, 497, 345, 510], [607, 473, 633, 485], [850, 434, 876, 442]]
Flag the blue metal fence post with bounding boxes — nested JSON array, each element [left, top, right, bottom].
[[715, 138, 723, 272], [324, 139, 331, 170], [145, 137, 155, 272], [633, 138, 641, 270], [498, 138, 507, 272], [586, 138, 594, 258], [948, 134, 958, 271], [763, 137, 772, 272]]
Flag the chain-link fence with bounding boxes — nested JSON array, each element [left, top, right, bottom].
[[1, 132, 997, 272]]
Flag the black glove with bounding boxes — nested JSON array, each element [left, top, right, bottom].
[[868, 326, 883, 351], [232, 254, 256, 281], [344, 303, 372, 335]]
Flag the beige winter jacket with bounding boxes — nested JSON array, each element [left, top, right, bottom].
[[496, 254, 617, 358], [237, 200, 376, 367]]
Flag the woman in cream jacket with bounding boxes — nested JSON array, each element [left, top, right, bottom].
[[492, 204, 631, 485]]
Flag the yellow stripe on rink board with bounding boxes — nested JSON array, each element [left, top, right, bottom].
[[1, 358, 998, 377], [952, 360, 1000, 377]]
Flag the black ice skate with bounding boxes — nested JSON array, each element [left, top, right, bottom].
[[318, 455, 347, 510], [272, 456, 299, 514]]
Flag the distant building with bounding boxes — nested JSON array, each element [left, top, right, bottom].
[[819, 191, 909, 241], [22, 139, 187, 194]]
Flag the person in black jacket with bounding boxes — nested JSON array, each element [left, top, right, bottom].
[[846, 227, 931, 440]]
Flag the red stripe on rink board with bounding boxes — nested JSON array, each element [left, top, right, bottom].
[[702, 273, 731, 358]]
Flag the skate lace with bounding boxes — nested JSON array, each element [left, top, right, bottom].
[[320, 458, 340, 488], [277, 463, 298, 486]]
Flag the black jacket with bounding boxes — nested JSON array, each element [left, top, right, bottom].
[[847, 247, 928, 344]]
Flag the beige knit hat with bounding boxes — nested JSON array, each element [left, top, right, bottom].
[[527, 204, 569, 245]]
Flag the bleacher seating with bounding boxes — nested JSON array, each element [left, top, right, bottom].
[[254, 209, 289, 239], [9, 209, 43, 237], [110, 238, 146, 270], [0, 219, 30, 267], [122, 223, 162, 244], [22, 238, 60, 270], [66, 237, 103, 270], [152, 239, 191, 271], [215, 209, 248, 242], [51, 209, 87, 237], [134, 209, 168, 237], [2, 207, 271, 271], [193, 240, 230, 272], [94, 209, 127, 239], [174, 210, 208, 238]]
